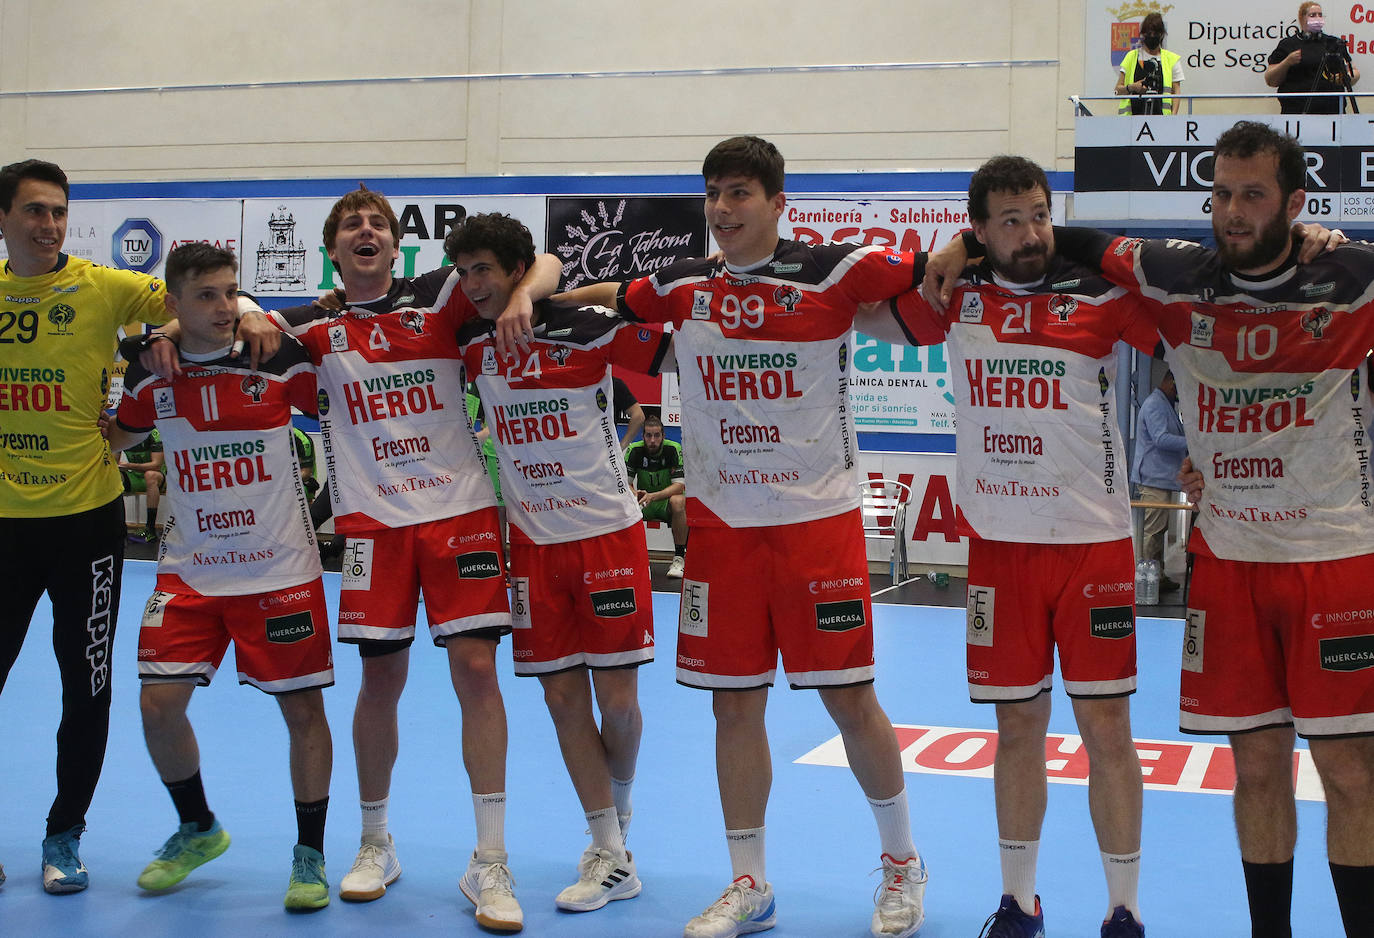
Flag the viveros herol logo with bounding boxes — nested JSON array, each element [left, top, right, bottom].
[[112, 218, 163, 273]]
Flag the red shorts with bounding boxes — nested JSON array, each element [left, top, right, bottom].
[[337, 509, 511, 647], [676, 510, 874, 690], [965, 538, 1136, 703], [507, 523, 655, 676], [1180, 553, 1374, 738], [137, 576, 334, 694]]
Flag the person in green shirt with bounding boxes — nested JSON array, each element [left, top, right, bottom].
[[624, 414, 686, 577]]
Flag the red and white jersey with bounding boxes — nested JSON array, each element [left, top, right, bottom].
[[116, 339, 321, 596], [458, 300, 670, 544], [1079, 230, 1374, 562], [892, 258, 1158, 543], [618, 240, 916, 528], [272, 270, 492, 533]]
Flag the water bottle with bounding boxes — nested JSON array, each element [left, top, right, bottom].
[[1143, 560, 1160, 606], [1135, 560, 1148, 605]]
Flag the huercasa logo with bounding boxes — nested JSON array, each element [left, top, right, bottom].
[[815, 599, 865, 632], [1319, 635, 1374, 671], [591, 588, 637, 618], [266, 611, 315, 644], [456, 550, 502, 579]]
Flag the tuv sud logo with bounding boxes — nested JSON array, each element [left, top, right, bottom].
[[112, 218, 163, 273], [547, 196, 708, 289]]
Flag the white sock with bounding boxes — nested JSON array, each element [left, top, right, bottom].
[[1101, 850, 1141, 920], [360, 797, 388, 845], [473, 792, 507, 854], [586, 806, 625, 855], [867, 787, 918, 860], [725, 827, 766, 885], [999, 839, 1040, 916], [611, 775, 634, 818]]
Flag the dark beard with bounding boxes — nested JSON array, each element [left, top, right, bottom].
[[1214, 209, 1292, 271], [989, 242, 1050, 283]]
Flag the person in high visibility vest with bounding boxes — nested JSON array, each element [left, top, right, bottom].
[[1115, 13, 1184, 115]]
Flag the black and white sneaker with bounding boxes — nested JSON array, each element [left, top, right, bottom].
[[554, 846, 641, 912]]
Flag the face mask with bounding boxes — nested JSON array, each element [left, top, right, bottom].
[[1306, 16, 1325, 32], [1141, 32, 1163, 50]]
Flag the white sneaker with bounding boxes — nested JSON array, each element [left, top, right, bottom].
[[459, 849, 523, 932], [871, 852, 927, 938], [684, 875, 776, 938], [555, 845, 641, 911], [666, 555, 686, 578], [338, 835, 401, 901]]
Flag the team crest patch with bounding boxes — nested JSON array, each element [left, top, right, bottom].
[[481, 345, 498, 376], [154, 386, 176, 418], [399, 310, 425, 334], [241, 374, 268, 403], [959, 293, 984, 324], [329, 324, 348, 352], [548, 345, 571, 366], [774, 284, 803, 312], [691, 290, 713, 320], [1300, 308, 1331, 339], [46, 303, 76, 334], [1189, 311, 1215, 348], [967, 585, 994, 647], [679, 579, 709, 637], [1048, 294, 1077, 323], [510, 577, 532, 629]]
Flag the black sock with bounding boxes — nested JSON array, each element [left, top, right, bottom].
[[1242, 858, 1294, 938], [675, 545, 686, 558], [165, 771, 214, 831], [1330, 862, 1374, 937], [145, 507, 157, 531], [295, 797, 329, 853]]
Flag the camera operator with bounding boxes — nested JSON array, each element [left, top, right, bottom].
[[1267, 2, 1360, 113], [1116, 13, 1183, 115]]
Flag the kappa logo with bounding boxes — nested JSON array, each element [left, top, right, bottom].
[[1300, 308, 1332, 339], [959, 292, 984, 324], [1048, 294, 1077, 323], [691, 290, 713, 320], [774, 284, 803, 312], [265, 610, 316, 644], [399, 309, 425, 335], [1189, 311, 1215, 349], [241, 374, 268, 403]]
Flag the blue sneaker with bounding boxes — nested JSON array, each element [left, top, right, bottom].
[[41, 825, 89, 894], [1101, 905, 1145, 937], [978, 894, 1045, 938]]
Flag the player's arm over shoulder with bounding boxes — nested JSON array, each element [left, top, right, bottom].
[[95, 265, 172, 328]]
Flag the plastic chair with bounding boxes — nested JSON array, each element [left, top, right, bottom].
[[859, 478, 912, 583]]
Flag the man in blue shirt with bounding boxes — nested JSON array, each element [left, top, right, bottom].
[[1131, 369, 1188, 592]]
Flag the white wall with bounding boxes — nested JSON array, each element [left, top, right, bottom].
[[0, 0, 1088, 180]]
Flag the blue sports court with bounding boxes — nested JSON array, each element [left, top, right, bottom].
[[0, 561, 1344, 937]]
